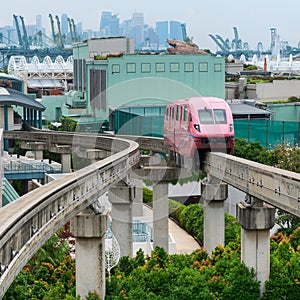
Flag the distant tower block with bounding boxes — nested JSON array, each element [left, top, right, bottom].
[[270, 28, 279, 58]]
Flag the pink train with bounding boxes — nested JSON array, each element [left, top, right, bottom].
[[164, 96, 234, 167]]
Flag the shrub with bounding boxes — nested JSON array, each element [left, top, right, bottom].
[[169, 199, 185, 221], [143, 187, 153, 203]]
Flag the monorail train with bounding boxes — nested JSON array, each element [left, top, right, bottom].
[[164, 96, 234, 167]]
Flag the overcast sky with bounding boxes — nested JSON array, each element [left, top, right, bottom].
[[2, 0, 300, 50]]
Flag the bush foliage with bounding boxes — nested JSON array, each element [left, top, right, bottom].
[[106, 246, 260, 300]]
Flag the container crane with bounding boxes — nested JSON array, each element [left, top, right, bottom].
[[49, 14, 57, 45], [208, 34, 229, 53], [232, 27, 242, 50], [19, 16, 30, 50], [67, 18, 74, 43], [48, 14, 65, 50], [13, 14, 23, 48], [215, 35, 231, 51], [71, 18, 79, 42], [55, 15, 65, 49]]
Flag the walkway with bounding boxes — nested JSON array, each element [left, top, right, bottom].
[[142, 205, 200, 254]]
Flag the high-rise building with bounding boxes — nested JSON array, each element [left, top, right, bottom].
[[120, 19, 132, 37], [156, 21, 168, 48], [36, 15, 42, 31], [169, 21, 183, 41], [99, 11, 119, 37], [156, 21, 185, 48], [131, 12, 144, 49], [144, 26, 159, 49], [61, 13, 69, 36]]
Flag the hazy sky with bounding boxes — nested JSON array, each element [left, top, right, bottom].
[[2, 0, 300, 50]]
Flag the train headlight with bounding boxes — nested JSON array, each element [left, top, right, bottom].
[[229, 124, 234, 132], [193, 124, 201, 132]]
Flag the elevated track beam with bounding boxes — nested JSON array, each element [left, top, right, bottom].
[[0, 131, 139, 297], [203, 152, 300, 218]]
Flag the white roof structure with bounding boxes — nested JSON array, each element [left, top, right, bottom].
[[7, 55, 73, 89], [246, 54, 300, 74]]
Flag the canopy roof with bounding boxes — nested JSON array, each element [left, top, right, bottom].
[[0, 87, 45, 111]]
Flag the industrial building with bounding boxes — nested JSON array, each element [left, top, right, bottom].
[[67, 38, 224, 132]]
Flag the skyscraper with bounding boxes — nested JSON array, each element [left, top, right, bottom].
[[61, 13, 69, 36], [169, 21, 183, 41], [120, 19, 132, 37], [36, 15, 42, 31], [156, 21, 168, 48], [100, 12, 119, 37], [131, 12, 144, 49]]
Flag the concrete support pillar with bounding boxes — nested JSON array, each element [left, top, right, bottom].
[[131, 178, 144, 217], [61, 153, 71, 173], [153, 182, 169, 252], [20, 142, 46, 161], [71, 208, 109, 300], [134, 166, 180, 254], [237, 200, 275, 295], [34, 150, 43, 160], [109, 181, 135, 257], [201, 178, 228, 253], [49, 145, 72, 173]]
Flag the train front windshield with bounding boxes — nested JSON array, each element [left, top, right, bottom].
[[198, 109, 227, 124]]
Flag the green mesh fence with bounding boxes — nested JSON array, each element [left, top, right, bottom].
[[113, 107, 300, 148], [113, 106, 165, 137], [234, 120, 300, 149]]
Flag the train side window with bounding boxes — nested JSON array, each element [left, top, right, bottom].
[[176, 106, 180, 121], [214, 109, 227, 124], [183, 107, 187, 122], [171, 107, 175, 120], [189, 112, 192, 122]]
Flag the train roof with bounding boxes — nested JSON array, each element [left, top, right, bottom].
[[167, 96, 227, 106]]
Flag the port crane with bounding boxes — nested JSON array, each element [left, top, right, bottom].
[[49, 14, 65, 50], [67, 18, 80, 43], [13, 15, 23, 48]]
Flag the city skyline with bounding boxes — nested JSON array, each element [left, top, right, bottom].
[[1, 0, 300, 50]]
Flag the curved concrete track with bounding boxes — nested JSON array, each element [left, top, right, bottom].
[[1, 130, 140, 298]]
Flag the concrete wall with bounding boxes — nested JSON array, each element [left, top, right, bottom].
[[88, 38, 134, 56], [226, 80, 300, 101], [73, 38, 134, 60], [40, 95, 69, 123], [225, 62, 244, 74], [256, 80, 300, 100]]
